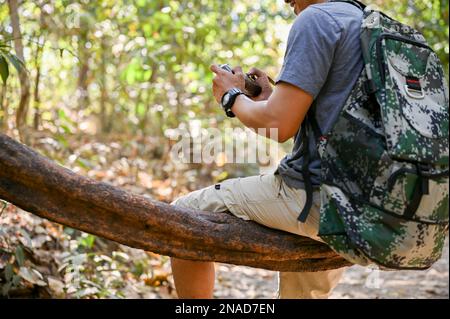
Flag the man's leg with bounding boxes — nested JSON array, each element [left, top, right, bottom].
[[230, 176, 346, 299], [170, 174, 345, 299], [170, 258, 215, 299], [169, 184, 237, 299], [273, 188, 346, 299]]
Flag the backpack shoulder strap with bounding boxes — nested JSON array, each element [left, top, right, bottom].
[[297, 119, 314, 223], [297, 109, 322, 223], [330, 0, 366, 11]]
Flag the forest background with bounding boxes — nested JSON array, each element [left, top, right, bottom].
[[0, 0, 448, 298]]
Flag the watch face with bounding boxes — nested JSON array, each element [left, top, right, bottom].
[[222, 93, 230, 106]]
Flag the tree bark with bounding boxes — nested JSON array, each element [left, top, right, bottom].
[[32, 36, 43, 131], [0, 133, 351, 272], [99, 37, 109, 134], [7, 0, 31, 141], [0, 84, 7, 131]]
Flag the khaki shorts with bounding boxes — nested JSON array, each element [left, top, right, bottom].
[[171, 174, 346, 299]]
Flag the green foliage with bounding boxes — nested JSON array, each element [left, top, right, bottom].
[[0, 0, 289, 135], [0, 0, 447, 135], [0, 0, 448, 299], [0, 55, 8, 84], [0, 44, 25, 85], [1, 210, 173, 298]]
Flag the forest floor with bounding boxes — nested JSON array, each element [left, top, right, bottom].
[[2, 197, 447, 300], [0, 135, 448, 299], [210, 237, 449, 299]]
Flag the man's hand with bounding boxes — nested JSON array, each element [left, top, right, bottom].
[[247, 67, 273, 101], [210, 64, 245, 104]]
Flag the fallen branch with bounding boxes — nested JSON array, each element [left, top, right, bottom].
[[0, 133, 351, 272]]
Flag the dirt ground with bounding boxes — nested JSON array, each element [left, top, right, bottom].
[[207, 238, 449, 299]]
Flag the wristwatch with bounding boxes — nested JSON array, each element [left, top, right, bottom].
[[221, 88, 245, 118]]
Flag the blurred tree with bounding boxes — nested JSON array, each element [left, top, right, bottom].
[[0, 0, 447, 138], [0, 0, 447, 299], [7, 0, 30, 141]]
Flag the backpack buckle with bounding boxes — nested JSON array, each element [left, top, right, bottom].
[[405, 77, 424, 99]]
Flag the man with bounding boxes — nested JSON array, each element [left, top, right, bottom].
[[170, 0, 364, 299]]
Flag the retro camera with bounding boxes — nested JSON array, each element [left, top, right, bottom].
[[219, 64, 262, 97]]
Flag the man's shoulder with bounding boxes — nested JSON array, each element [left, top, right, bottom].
[[298, 1, 363, 30], [311, 1, 363, 14], [291, 1, 362, 34], [310, 1, 363, 21]]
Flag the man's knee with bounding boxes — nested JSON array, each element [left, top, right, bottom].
[[170, 184, 231, 213], [170, 194, 189, 208], [171, 190, 202, 210]]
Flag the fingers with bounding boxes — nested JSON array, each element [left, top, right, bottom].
[[247, 67, 274, 88], [210, 64, 227, 75], [232, 66, 244, 76], [247, 67, 266, 78], [212, 64, 268, 79]]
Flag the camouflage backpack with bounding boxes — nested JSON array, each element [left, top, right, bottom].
[[299, 0, 449, 269]]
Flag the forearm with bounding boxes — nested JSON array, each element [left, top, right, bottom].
[[232, 95, 281, 140], [210, 64, 311, 143]]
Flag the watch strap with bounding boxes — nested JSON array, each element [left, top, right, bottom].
[[221, 88, 244, 118]]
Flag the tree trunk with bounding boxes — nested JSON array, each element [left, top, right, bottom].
[[0, 133, 351, 272], [32, 37, 44, 131], [99, 38, 109, 134], [0, 84, 7, 131], [7, 0, 31, 141], [77, 32, 90, 111]]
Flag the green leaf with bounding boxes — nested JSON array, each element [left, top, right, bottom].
[[56, 134, 69, 149], [5, 264, 13, 281], [12, 275, 21, 286], [58, 109, 68, 121], [76, 157, 93, 169], [15, 246, 25, 266], [78, 233, 96, 249], [60, 124, 73, 134], [0, 55, 9, 85], [136, 103, 146, 117], [4, 52, 25, 74], [63, 227, 75, 236]]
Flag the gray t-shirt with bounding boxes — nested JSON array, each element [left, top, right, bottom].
[[276, 1, 364, 189]]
